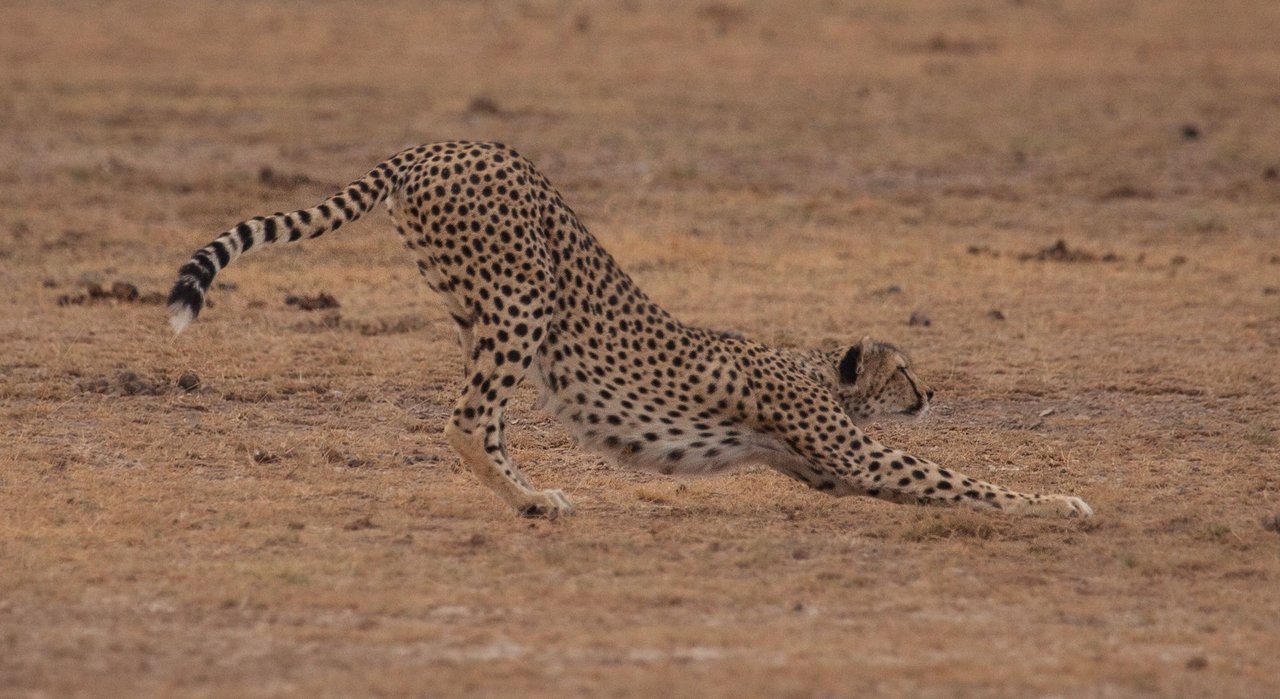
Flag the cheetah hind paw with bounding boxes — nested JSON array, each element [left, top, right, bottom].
[[516, 489, 575, 519]]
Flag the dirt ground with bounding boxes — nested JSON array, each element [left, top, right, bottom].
[[2, 1, 1279, 697]]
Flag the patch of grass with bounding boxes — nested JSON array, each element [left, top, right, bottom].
[[901, 513, 999, 542]]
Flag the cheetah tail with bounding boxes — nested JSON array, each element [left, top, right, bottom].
[[166, 151, 414, 334]]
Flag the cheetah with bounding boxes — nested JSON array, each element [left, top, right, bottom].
[[167, 142, 1093, 519]]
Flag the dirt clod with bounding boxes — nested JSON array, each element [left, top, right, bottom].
[[466, 95, 502, 116], [57, 280, 163, 306], [344, 516, 377, 531], [117, 371, 162, 396], [1020, 239, 1119, 263], [258, 166, 316, 188], [177, 372, 201, 392], [908, 311, 932, 327], [252, 450, 280, 465], [987, 309, 1006, 321], [1099, 185, 1154, 201], [284, 292, 340, 310]]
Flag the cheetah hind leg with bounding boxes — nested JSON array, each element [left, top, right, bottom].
[[443, 331, 573, 518]]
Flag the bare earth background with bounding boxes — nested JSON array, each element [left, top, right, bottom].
[[2, 1, 1279, 697]]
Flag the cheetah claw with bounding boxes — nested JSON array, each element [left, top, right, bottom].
[[517, 489, 575, 519]]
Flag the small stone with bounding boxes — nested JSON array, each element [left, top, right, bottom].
[[1185, 656, 1208, 671], [1181, 123, 1201, 140], [908, 311, 932, 327], [1170, 255, 1187, 266], [344, 516, 377, 531], [1264, 166, 1278, 181], [252, 449, 280, 465], [1263, 514, 1280, 533], [177, 372, 201, 392], [987, 309, 1006, 321]]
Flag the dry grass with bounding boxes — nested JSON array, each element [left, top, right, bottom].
[[2, 1, 1279, 696]]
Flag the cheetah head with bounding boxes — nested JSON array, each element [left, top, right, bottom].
[[825, 337, 934, 423]]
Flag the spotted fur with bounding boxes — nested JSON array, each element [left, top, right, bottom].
[[167, 142, 1092, 519]]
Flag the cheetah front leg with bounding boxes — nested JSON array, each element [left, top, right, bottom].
[[765, 392, 1092, 518]]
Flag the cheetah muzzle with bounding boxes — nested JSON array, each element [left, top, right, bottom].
[[166, 142, 1093, 520]]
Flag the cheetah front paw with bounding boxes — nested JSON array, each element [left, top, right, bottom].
[[1006, 494, 1094, 518], [516, 489, 575, 519]]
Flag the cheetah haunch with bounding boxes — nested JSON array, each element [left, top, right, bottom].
[[168, 142, 1092, 519]]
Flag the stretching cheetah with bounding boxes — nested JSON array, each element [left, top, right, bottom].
[[168, 142, 1092, 519]]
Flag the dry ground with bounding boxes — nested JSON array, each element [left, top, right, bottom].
[[2, 1, 1279, 697]]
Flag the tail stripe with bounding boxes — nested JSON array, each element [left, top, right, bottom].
[[167, 148, 415, 334]]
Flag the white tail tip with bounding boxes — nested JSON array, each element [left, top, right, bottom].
[[168, 303, 194, 335]]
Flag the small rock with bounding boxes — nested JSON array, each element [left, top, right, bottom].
[[287, 521, 305, 530], [177, 372, 201, 392], [1185, 656, 1208, 671], [908, 311, 932, 327], [252, 449, 280, 465], [344, 516, 377, 531], [1264, 166, 1278, 181], [871, 285, 904, 297], [987, 309, 1006, 321], [1263, 287, 1279, 296], [1181, 123, 1201, 140], [1263, 514, 1279, 533], [1170, 255, 1187, 266]]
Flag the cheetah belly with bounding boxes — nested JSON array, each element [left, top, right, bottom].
[[530, 365, 777, 476]]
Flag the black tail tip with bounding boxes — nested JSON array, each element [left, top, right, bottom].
[[167, 281, 204, 333]]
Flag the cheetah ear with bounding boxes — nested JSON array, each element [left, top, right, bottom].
[[837, 345, 862, 384]]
